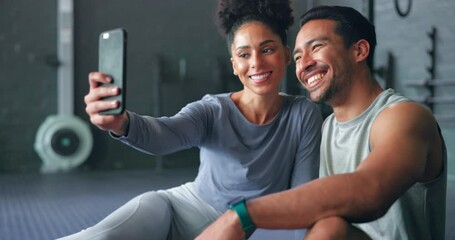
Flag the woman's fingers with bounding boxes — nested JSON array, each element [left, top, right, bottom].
[[84, 86, 120, 104], [84, 71, 127, 132], [88, 72, 112, 88], [85, 99, 119, 115]]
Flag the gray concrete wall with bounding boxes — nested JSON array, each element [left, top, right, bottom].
[[373, 0, 455, 180]]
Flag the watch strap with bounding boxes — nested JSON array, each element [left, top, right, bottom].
[[228, 198, 255, 232]]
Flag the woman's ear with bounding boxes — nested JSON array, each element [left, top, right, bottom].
[[353, 39, 370, 63], [231, 57, 237, 75]]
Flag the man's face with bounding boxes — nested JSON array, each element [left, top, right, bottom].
[[293, 19, 355, 104]]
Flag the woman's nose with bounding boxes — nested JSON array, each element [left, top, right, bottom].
[[250, 52, 263, 69]]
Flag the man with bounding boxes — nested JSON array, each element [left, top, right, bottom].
[[197, 5, 447, 240]]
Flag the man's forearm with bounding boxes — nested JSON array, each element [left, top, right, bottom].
[[247, 172, 388, 229]]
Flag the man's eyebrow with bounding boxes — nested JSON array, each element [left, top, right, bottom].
[[293, 36, 330, 55], [293, 48, 301, 56], [235, 39, 276, 51]]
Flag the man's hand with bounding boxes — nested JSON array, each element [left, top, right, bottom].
[[196, 210, 245, 240]]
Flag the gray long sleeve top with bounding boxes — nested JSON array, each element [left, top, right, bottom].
[[116, 93, 322, 212]]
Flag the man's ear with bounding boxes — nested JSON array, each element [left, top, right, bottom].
[[353, 39, 370, 63]]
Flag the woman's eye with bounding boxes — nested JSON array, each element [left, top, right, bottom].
[[238, 53, 249, 58], [262, 48, 273, 54]]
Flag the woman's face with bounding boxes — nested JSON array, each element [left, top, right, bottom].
[[230, 21, 290, 97]]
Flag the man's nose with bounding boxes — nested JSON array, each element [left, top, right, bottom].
[[297, 53, 316, 72]]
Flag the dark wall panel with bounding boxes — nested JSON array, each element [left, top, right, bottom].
[[0, 0, 57, 171]]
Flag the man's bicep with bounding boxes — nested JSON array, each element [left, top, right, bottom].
[[356, 103, 430, 206]]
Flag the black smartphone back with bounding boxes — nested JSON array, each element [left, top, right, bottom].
[[98, 28, 127, 115]]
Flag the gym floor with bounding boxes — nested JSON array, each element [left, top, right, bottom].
[[1, 168, 453, 240]]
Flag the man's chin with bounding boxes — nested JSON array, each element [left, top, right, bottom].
[[309, 92, 325, 104], [310, 87, 335, 104]]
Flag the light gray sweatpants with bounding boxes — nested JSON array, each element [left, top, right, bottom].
[[57, 182, 222, 240]]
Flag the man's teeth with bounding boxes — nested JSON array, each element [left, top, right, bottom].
[[308, 73, 324, 86], [251, 73, 270, 80]]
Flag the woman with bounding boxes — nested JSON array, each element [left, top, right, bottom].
[[59, 0, 322, 239]]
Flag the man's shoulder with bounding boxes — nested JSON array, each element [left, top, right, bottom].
[[377, 101, 433, 123]]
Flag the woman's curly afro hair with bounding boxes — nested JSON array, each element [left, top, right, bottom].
[[216, 0, 294, 47]]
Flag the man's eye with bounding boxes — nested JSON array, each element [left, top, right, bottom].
[[294, 55, 301, 62], [239, 53, 248, 58], [312, 44, 322, 51]]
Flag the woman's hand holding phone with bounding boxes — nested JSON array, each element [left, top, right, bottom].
[[84, 72, 129, 136]]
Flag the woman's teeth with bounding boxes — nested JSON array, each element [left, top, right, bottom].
[[250, 72, 271, 81]]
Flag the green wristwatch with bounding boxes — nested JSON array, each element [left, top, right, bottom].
[[228, 197, 255, 232]]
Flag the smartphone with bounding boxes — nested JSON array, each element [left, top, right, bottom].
[[98, 28, 127, 115]]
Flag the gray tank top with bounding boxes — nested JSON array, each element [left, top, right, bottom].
[[320, 89, 447, 240]]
